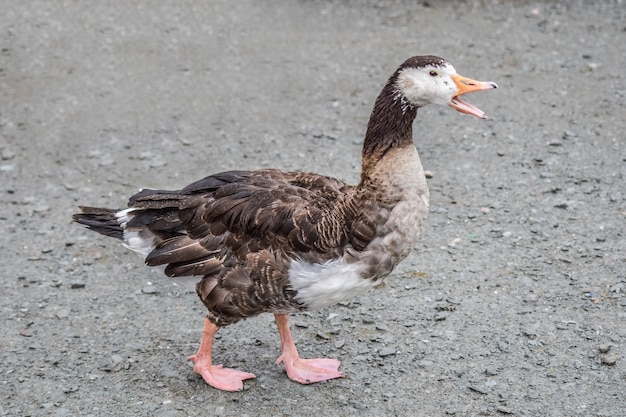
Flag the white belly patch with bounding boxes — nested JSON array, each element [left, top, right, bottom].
[[288, 257, 381, 309]]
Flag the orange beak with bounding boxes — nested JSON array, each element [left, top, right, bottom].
[[450, 74, 498, 119]]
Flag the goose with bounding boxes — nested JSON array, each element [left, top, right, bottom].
[[73, 55, 497, 391]]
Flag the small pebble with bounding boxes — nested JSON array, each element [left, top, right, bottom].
[[563, 130, 577, 139], [587, 62, 600, 71], [485, 367, 499, 376], [468, 385, 488, 395], [55, 309, 70, 319], [435, 312, 448, 321], [33, 204, 50, 213], [598, 344, 611, 353], [524, 294, 538, 302], [497, 341, 510, 352], [497, 406, 514, 414], [448, 238, 461, 247], [142, 286, 158, 294], [70, 282, 86, 289], [601, 354, 619, 366], [1, 149, 15, 160], [378, 347, 396, 357]]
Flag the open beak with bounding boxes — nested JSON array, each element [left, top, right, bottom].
[[450, 74, 498, 119]]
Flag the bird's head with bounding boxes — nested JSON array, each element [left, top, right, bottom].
[[394, 55, 497, 119]]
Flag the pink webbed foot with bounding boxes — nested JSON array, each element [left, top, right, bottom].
[[190, 318, 256, 392], [274, 313, 345, 385], [275, 355, 344, 384], [189, 354, 256, 392]]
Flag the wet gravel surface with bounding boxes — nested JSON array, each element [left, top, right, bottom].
[[1, 1, 625, 416]]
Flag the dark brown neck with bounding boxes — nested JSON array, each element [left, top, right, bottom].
[[361, 76, 418, 180]]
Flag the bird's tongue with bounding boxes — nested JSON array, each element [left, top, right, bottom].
[[450, 96, 488, 119]]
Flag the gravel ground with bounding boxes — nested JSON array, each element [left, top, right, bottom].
[[1, 1, 625, 416]]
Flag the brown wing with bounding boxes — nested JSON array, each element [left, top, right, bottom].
[[124, 169, 379, 325], [128, 169, 357, 255]]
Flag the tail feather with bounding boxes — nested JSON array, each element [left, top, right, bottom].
[[73, 206, 124, 240]]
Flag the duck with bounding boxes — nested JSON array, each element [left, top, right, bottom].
[[73, 55, 497, 391]]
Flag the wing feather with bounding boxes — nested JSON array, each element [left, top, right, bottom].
[[113, 168, 378, 325]]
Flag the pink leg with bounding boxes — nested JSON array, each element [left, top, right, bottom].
[[274, 313, 345, 384], [188, 318, 256, 391]]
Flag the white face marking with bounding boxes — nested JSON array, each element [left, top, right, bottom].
[[288, 258, 382, 309], [395, 63, 458, 108]]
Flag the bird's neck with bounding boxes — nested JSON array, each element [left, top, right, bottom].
[[360, 78, 419, 185]]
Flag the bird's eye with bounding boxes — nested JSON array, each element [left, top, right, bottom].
[[429, 70, 438, 77]]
